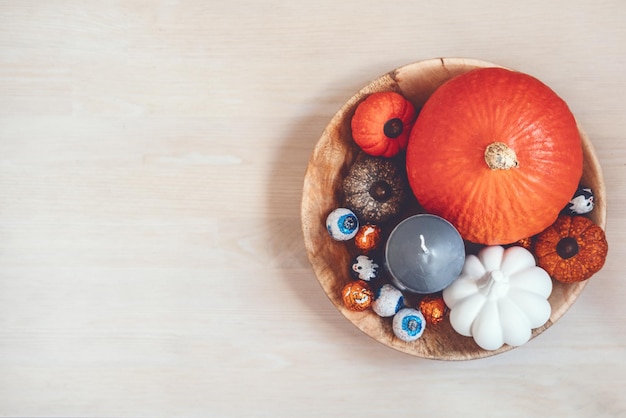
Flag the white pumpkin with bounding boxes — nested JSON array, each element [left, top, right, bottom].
[[443, 245, 553, 351]]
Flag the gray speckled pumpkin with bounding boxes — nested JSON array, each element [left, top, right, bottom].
[[342, 155, 408, 223]]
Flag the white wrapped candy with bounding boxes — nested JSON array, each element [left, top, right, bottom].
[[393, 308, 426, 342], [326, 208, 359, 241], [372, 284, 404, 317], [350, 255, 380, 281]]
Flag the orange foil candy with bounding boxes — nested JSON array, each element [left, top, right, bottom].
[[516, 236, 534, 251], [354, 224, 382, 252], [419, 295, 448, 325], [341, 280, 374, 312]]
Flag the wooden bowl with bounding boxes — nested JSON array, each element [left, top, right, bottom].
[[301, 57, 606, 360]]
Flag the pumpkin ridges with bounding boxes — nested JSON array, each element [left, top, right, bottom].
[[383, 93, 413, 155], [539, 253, 561, 276], [359, 134, 392, 156], [503, 81, 579, 151], [351, 96, 391, 155], [453, 170, 516, 243], [557, 258, 587, 284], [427, 160, 551, 244], [577, 219, 608, 273], [503, 117, 582, 236], [533, 229, 560, 258], [579, 221, 606, 242], [352, 110, 393, 156], [504, 169, 569, 238], [507, 110, 583, 205], [394, 97, 416, 150]]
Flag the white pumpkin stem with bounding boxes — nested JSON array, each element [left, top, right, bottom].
[[484, 142, 519, 170], [477, 270, 509, 299]]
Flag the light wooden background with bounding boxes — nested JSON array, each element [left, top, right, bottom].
[[0, 1, 624, 417]]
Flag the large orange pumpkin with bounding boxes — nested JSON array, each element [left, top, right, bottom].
[[406, 67, 583, 245]]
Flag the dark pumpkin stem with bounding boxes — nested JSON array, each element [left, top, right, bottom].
[[383, 118, 404, 138], [556, 237, 579, 259], [369, 180, 392, 202]]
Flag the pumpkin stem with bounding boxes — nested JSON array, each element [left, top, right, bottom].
[[477, 270, 510, 299], [383, 118, 404, 138], [484, 142, 519, 170], [556, 237, 579, 259], [369, 180, 392, 202]]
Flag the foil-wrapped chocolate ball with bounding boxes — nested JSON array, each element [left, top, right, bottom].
[[354, 224, 382, 252], [350, 254, 380, 282], [326, 208, 359, 241], [341, 280, 374, 312], [419, 295, 448, 325], [515, 236, 534, 251], [563, 186, 594, 215], [393, 308, 426, 342], [372, 284, 404, 317]]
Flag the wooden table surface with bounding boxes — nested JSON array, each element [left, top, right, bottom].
[[1, 1, 624, 417]]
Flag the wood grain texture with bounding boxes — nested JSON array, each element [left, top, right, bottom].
[[0, 1, 625, 417]]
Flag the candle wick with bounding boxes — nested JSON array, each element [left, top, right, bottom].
[[419, 234, 430, 255]]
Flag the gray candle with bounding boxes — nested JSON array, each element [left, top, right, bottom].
[[385, 214, 465, 294]]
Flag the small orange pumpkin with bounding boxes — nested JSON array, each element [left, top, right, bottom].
[[351, 91, 417, 158], [406, 68, 583, 245], [534, 215, 608, 283]]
